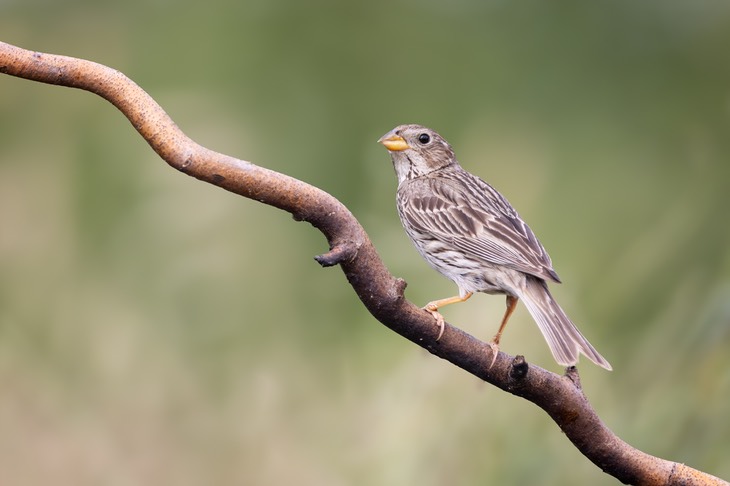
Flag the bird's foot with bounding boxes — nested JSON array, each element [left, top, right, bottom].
[[487, 340, 500, 369], [423, 304, 446, 341]]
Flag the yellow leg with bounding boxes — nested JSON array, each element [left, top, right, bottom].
[[423, 292, 473, 341], [492, 295, 519, 345], [487, 295, 519, 368]]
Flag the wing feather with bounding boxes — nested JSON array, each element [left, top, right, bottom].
[[399, 171, 560, 283]]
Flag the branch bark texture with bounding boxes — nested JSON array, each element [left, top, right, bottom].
[[0, 41, 726, 486]]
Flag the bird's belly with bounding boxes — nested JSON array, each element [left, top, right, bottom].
[[411, 237, 523, 296]]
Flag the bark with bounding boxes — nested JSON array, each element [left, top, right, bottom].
[[0, 41, 726, 486]]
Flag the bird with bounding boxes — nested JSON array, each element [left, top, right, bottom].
[[378, 124, 611, 370]]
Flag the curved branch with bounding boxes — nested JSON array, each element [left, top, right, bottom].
[[1, 41, 726, 486]]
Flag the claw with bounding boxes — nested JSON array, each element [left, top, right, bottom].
[[487, 341, 500, 368], [420, 292, 473, 342], [424, 307, 446, 340]]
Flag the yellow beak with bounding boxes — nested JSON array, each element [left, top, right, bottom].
[[378, 133, 409, 152]]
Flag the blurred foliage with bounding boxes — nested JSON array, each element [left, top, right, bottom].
[[1, 0, 730, 484]]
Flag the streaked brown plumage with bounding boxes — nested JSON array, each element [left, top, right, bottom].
[[378, 124, 611, 370]]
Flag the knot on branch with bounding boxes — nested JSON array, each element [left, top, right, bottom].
[[564, 366, 583, 391], [510, 355, 529, 381], [393, 277, 407, 297], [314, 241, 359, 267]]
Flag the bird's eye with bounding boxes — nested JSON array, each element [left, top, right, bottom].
[[418, 133, 431, 144]]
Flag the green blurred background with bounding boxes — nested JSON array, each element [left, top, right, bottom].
[[1, 0, 729, 484]]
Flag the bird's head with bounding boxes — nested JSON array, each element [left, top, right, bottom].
[[378, 124, 456, 185]]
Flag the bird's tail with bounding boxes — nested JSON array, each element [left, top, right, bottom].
[[518, 277, 612, 370]]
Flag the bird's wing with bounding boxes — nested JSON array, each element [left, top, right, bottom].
[[400, 174, 561, 283]]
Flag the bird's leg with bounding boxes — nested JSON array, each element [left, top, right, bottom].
[[492, 295, 518, 345], [487, 295, 519, 367], [424, 292, 473, 340]]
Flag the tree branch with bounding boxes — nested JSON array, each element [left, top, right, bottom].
[[1, 41, 726, 486]]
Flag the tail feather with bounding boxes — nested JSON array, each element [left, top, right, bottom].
[[518, 277, 612, 370]]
